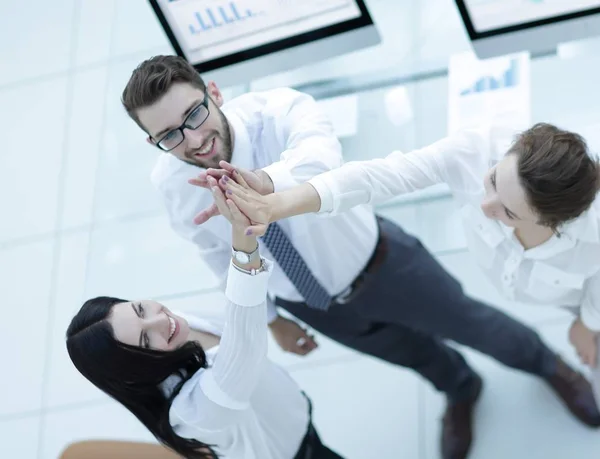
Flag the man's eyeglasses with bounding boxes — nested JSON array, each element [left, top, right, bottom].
[[153, 91, 210, 152]]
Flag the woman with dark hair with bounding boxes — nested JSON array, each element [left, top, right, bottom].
[[66, 174, 342, 459]]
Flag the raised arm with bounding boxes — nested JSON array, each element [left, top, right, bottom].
[[205, 173, 269, 403], [170, 176, 273, 430], [220, 127, 494, 234], [293, 126, 491, 214]]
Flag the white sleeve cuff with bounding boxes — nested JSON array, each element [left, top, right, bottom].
[[225, 258, 273, 307], [262, 162, 297, 192], [307, 175, 335, 213]]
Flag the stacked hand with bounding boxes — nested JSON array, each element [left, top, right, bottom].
[[190, 161, 318, 356], [189, 161, 274, 227], [205, 172, 251, 232], [189, 161, 274, 236]]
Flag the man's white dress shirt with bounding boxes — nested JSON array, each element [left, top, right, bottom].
[[151, 88, 378, 321], [308, 125, 600, 331]]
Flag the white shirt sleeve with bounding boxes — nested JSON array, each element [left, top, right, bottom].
[[308, 126, 495, 214], [261, 89, 344, 192], [581, 272, 600, 332], [171, 259, 273, 431]]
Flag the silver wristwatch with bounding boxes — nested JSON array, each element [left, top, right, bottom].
[[231, 244, 260, 265]]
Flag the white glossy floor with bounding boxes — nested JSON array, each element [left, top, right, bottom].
[[2, 0, 600, 458]]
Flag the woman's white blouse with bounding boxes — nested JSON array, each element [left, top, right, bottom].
[[308, 125, 600, 330], [162, 259, 310, 459]]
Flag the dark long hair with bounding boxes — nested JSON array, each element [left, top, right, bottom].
[[66, 296, 216, 459]]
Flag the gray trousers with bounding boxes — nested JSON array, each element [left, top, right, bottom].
[[277, 217, 558, 401]]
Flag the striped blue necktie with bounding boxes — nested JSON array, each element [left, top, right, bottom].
[[261, 223, 332, 311]]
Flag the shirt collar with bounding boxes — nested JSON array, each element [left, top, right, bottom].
[[516, 206, 599, 260], [160, 310, 222, 396], [493, 214, 573, 260], [523, 232, 576, 260]]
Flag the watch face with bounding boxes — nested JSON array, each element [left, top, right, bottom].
[[235, 252, 250, 263]]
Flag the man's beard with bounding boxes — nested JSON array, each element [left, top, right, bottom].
[[183, 108, 233, 170]]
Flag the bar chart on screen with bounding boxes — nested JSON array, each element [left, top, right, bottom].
[[459, 58, 519, 95], [447, 51, 531, 135], [166, 0, 352, 51]]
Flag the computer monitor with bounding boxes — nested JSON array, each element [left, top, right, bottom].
[[455, 0, 600, 58], [148, 0, 381, 87]]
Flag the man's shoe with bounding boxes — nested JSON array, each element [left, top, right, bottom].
[[441, 375, 483, 459], [545, 356, 600, 427]]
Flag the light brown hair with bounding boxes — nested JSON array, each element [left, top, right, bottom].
[[511, 123, 600, 230]]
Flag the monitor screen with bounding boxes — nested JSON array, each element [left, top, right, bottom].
[[148, 0, 376, 73], [458, 0, 600, 36], [455, 0, 600, 58]]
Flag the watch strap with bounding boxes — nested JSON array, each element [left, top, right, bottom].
[[231, 257, 267, 276], [232, 244, 260, 263]]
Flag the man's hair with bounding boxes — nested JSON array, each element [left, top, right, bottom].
[[510, 122, 600, 230], [121, 55, 206, 133]]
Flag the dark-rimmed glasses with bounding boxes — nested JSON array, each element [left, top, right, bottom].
[[153, 91, 210, 152]]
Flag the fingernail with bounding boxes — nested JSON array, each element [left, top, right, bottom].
[[223, 175, 229, 182], [211, 187, 218, 193], [226, 189, 232, 195], [245, 229, 252, 235]]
